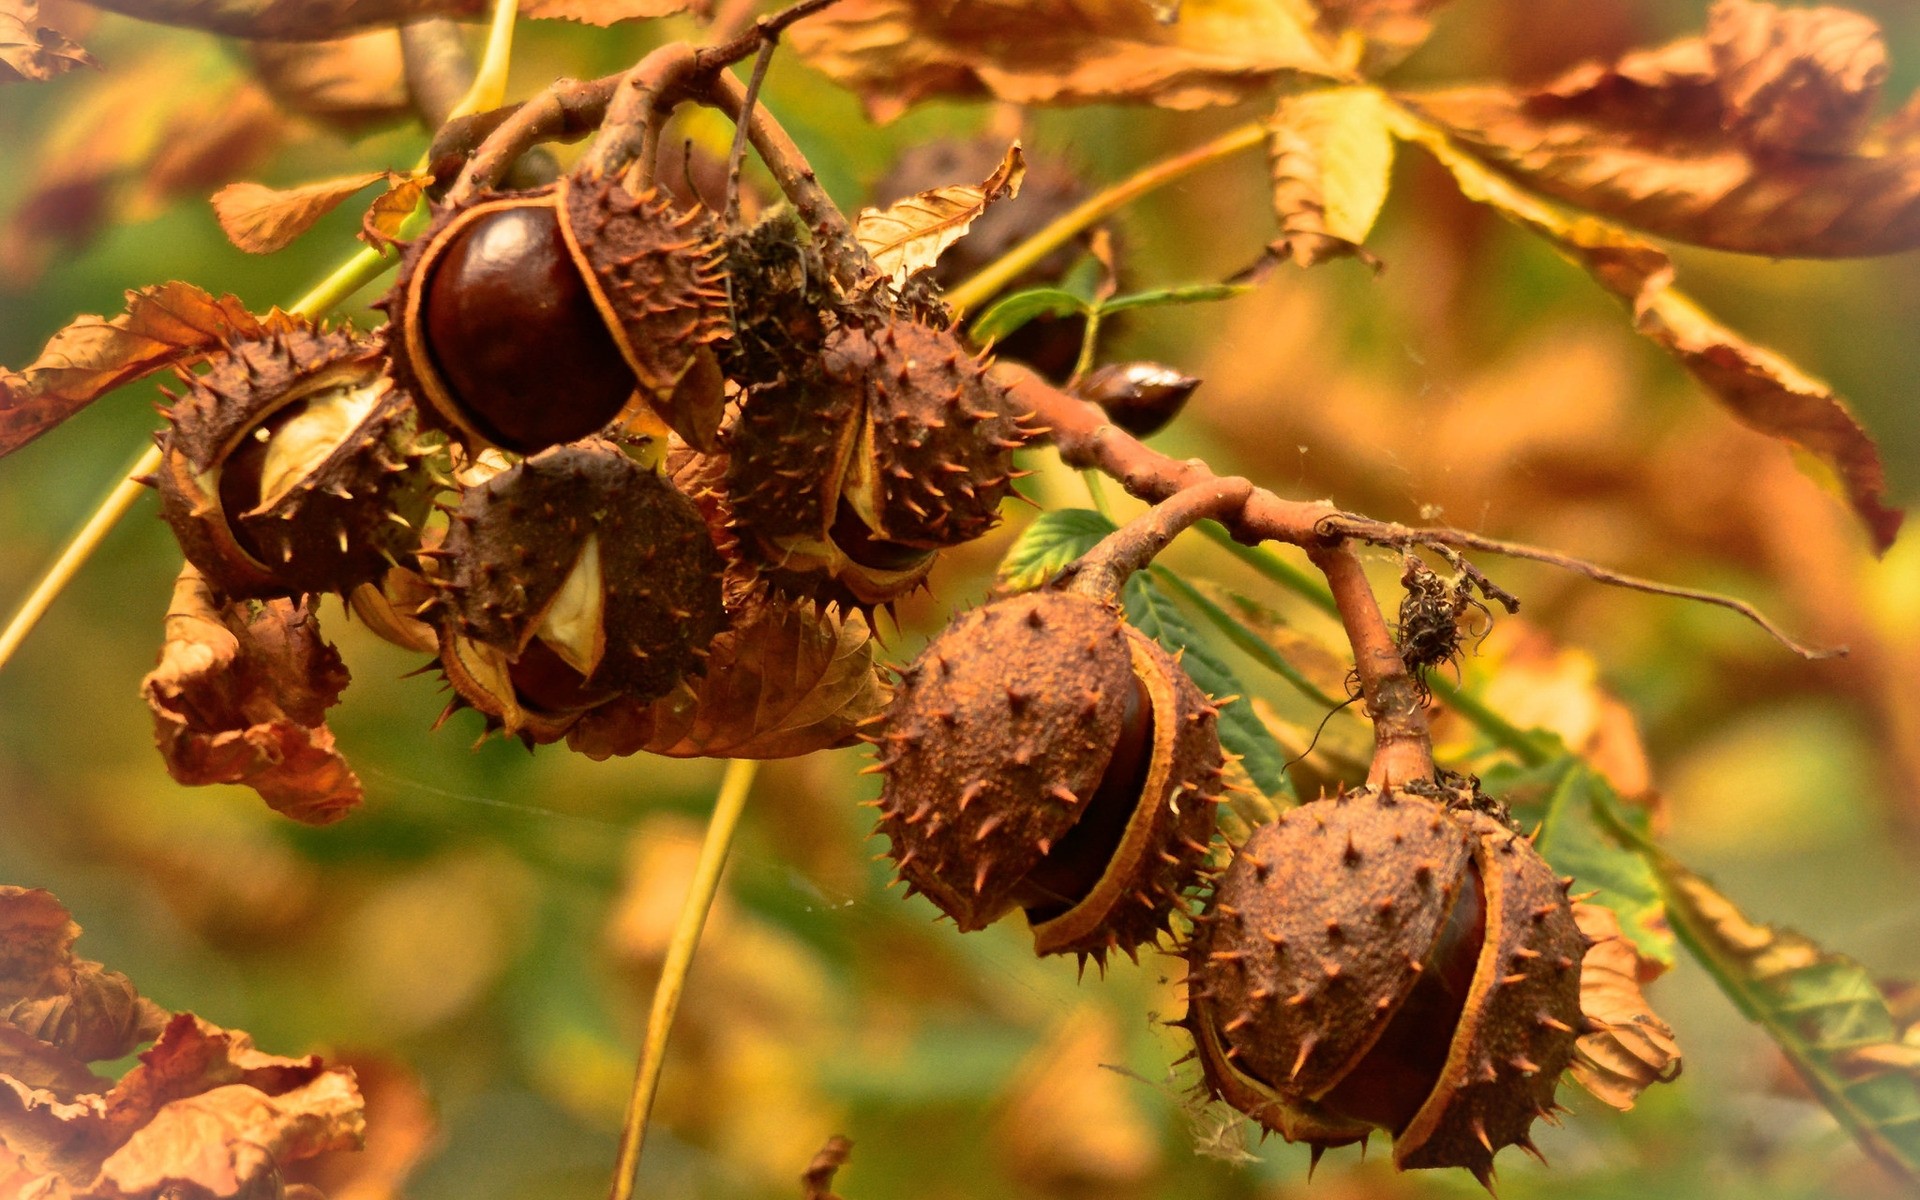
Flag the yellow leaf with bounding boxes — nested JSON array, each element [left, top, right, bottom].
[[855, 142, 1027, 284], [212, 171, 392, 255], [1269, 85, 1394, 265]]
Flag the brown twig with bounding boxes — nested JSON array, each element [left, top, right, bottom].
[[1064, 478, 1253, 603], [1325, 516, 1846, 661], [577, 42, 701, 183], [1311, 543, 1435, 787], [429, 73, 617, 195], [723, 36, 777, 229]]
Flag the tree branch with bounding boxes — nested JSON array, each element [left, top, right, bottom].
[[1064, 478, 1253, 604], [1310, 543, 1434, 788]]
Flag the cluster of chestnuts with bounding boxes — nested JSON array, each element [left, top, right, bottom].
[[141, 105, 1644, 1184], [150, 146, 1045, 743]]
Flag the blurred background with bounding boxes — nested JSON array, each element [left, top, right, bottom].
[[3, 1, 1919, 1197]]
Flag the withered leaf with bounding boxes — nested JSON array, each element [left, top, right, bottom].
[[1308, 0, 1454, 73], [1403, 1, 1920, 258], [799, 1136, 852, 1200], [83, 0, 484, 39], [1268, 86, 1393, 267], [0, 283, 276, 459], [213, 172, 392, 255], [283, 1053, 439, 1200], [140, 567, 363, 826], [1395, 112, 1903, 553], [519, 0, 703, 23], [855, 142, 1026, 284], [1570, 902, 1681, 1111], [246, 30, 410, 135], [2, 1012, 364, 1197], [789, 0, 1340, 122], [0, 0, 93, 83], [569, 598, 887, 760], [359, 173, 429, 252]]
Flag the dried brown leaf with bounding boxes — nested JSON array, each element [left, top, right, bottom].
[[855, 142, 1026, 283], [1570, 902, 1681, 1110], [0, 283, 272, 459], [141, 567, 363, 825], [0, 0, 93, 83], [135, 84, 290, 222], [568, 598, 887, 760], [83, 0, 484, 39], [2, 1012, 364, 1196], [213, 172, 390, 255], [1403, 2, 1920, 258], [520, 0, 702, 23], [799, 1136, 851, 1200], [1396, 112, 1903, 553], [1268, 86, 1393, 267], [358, 174, 429, 252], [283, 1054, 438, 1200], [1308, 0, 1452, 71], [789, 0, 1340, 122], [246, 30, 409, 134]]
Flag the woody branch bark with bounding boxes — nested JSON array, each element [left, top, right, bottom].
[[1065, 477, 1254, 604], [998, 363, 1433, 785]]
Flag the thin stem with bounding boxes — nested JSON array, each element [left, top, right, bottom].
[[0, 444, 160, 672], [1064, 478, 1252, 603], [944, 120, 1267, 315], [1308, 542, 1434, 788], [723, 36, 777, 228], [446, 0, 518, 121], [290, 245, 395, 317], [608, 758, 759, 1200]]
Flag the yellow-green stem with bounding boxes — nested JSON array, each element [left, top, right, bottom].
[[945, 120, 1267, 315], [448, 0, 519, 121], [608, 757, 759, 1200]]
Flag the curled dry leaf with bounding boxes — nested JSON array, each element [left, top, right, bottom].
[[0, 0, 93, 83], [799, 1136, 851, 1200], [213, 172, 389, 255], [1569, 902, 1681, 1111], [359, 174, 429, 252], [0, 888, 169, 1101], [1403, 1, 1920, 258], [1394, 112, 1903, 554], [0, 283, 279, 459], [518, 0, 704, 24], [140, 566, 363, 825], [283, 1053, 439, 1200], [1, 1012, 364, 1199], [246, 30, 410, 135], [855, 142, 1026, 284], [789, 0, 1340, 121], [1268, 86, 1393, 267], [567, 597, 886, 760]]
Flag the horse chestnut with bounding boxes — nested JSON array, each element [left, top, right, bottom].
[[1182, 784, 1589, 1185], [154, 323, 434, 600], [871, 590, 1225, 965], [385, 177, 729, 455]]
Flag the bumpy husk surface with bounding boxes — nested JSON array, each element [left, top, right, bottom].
[[157, 324, 430, 600], [875, 592, 1136, 930], [1029, 627, 1224, 962], [434, 441, 726, 703]]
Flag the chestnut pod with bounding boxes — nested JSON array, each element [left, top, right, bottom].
[[384, 177, 728, 455], [1183, 785, 1588, 1185], [872, 591, 1225, 965], [154, 323, 435, 600], [429, 440, 727, 716]]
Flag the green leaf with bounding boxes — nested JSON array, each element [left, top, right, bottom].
[[1648, 853, 1920, 1185], [1483, 751, 1673, 968], [1123, 571, 1293, 802], [995, 508, 1116, 593], [969, 287, 1087, 345]]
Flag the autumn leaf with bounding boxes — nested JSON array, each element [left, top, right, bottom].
[[359, 173, 429, 251], [789, 0, 1342, 122], [0, 889, 169, 1102], [140, 566, 363, 825], [1268, 86, 1394, 266], [1, 1012, 364, 1197], [800, 1136, 852, 1200], [1402, 1, 1920, 258], [519, 0, 703, 23], [0, 0, 94, 83], [568, 598, 886, 760], [1646, 852, 1920, 1184], [283, 1053, 440, 1200], [213, 172, 392, 254], [0, 283, 276, 459], [1392, 107, 1904, 553], [246, 30, 410, 136], [1307, 0, 1454, 72], [1570, 902, 1682, 1111], [856, 142, 1027, 284]]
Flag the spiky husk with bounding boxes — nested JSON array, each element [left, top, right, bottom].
[[874, 592, 1137, 930], [841, 320, 1030, 548], [725, 361, 864, 548], [1029, 628, 1224, 963], [558, 174, 730, 423], [156, 323, 433, 600], [1183, 786, 1587, 1186], [432, 440, 727, 704], [1393, 808, 1585, 1182]]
